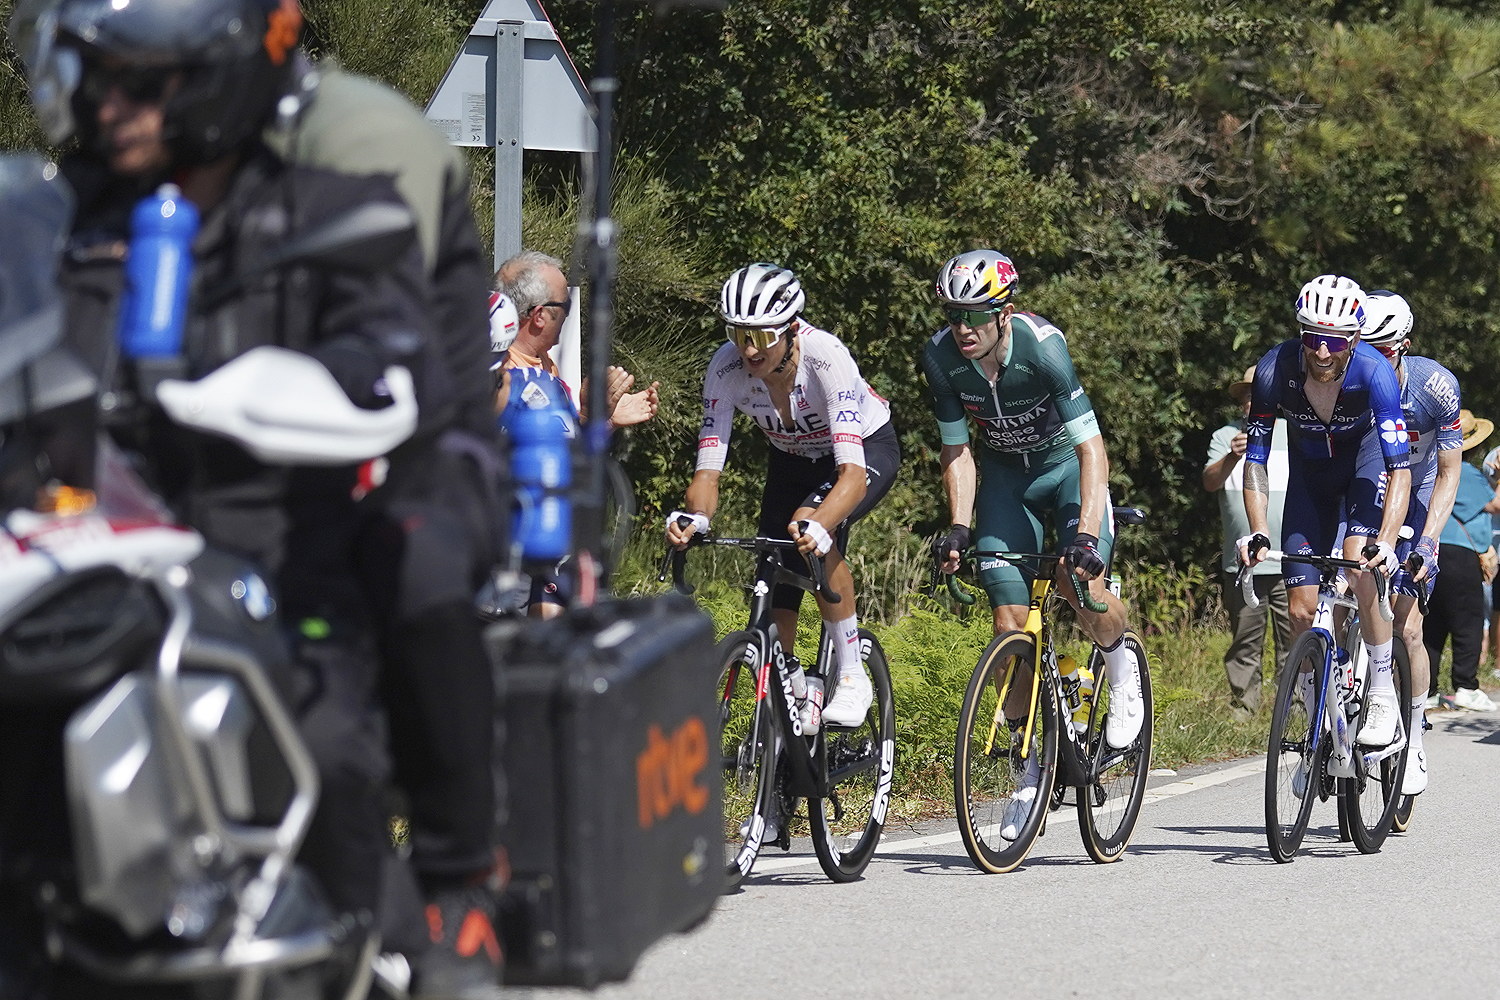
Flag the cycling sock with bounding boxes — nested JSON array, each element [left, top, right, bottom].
[[830, 616, 860, 676], [1098, 633, 1137, 687], [1367, 639, 1395, 696], [1409, 697, 1425, 752]]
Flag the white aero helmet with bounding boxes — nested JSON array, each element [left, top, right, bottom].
[[936, 250, 1020, 308], [489, 290, 520, 353], [720, 263, 804, 327], [1360, 290, 1413, 349], [1295, 274, 1365, 334]]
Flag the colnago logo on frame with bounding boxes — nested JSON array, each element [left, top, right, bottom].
[[636, 717, 710, 829]]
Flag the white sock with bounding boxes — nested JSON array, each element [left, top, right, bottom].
[[1100, 636, 1138, 688], [1409, 697, 1425, 753], [831, 616, 860, 677], [1367, 639, 1395, 697]]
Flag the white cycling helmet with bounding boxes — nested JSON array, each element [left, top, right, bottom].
[[935, 250, 1019, 308], [719, 263, 804, 327], [1295, 274, 1365, 333], [1360, 290, 1413, 349], [488, 290, 520, 353]]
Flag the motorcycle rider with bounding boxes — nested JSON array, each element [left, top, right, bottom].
[[9, 0, 499, 994]]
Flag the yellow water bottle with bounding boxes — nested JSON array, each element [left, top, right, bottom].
[[1059, 654, 1095, 735]]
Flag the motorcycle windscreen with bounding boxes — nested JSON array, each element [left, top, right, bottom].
[[0, 155, 73, 384]]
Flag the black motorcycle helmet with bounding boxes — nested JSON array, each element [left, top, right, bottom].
[[10, 0, 302, 166]]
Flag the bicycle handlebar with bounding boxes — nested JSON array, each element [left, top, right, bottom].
[[659, 516, 839, 603], [1238, 547, 1394, 622], [929, 549, 1108, 614]]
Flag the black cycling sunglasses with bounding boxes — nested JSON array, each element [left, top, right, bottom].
[[80, 64, 179, 104], [529, 299, 571, 318]]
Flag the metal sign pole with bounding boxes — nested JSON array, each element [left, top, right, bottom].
[[576, 0, 617, 570], [492, 19, 524, 269]]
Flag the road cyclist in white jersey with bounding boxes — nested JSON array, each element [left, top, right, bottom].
[[1359, 290, 1464, 795], [667, 263, 898, 734]]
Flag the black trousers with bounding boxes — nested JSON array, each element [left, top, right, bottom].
[[358, 444, 499, 889], [1423, 543, 1486, 694]]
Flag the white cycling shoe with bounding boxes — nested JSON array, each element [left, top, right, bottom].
[[1358, 688, 1400, 746], [1000, 770, 1041, 842], [1291, 755, 1310, 799], [1105, 659, 1145, 749], [1402, 748, 1428, 795], [822, 670, 873, 727], [738, 813, 779, 847]]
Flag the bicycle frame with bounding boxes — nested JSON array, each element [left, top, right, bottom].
[[1246, 552, 1405, 780], [971, 555, 1109, 791], [662, 535, 848, 802]]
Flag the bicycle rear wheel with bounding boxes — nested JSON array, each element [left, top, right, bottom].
[[953, 631, 1059, 873], [1077, 632, 1153, 863], [716, 631, 778, 889], [1343, 637, 1412, 853], [1266, 631, 1324, 863], [1391, 794, 1415, 832], [809, 630, 896, 882]]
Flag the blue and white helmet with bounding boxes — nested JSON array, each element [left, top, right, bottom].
[[719, 263, 804, 327], [1295, 274, 1365, 334], [1360, 290, 1413, 349]]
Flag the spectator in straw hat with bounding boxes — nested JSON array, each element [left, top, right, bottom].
[[1424, 409, 1498, 711], [1205, 366, 1291, 720]]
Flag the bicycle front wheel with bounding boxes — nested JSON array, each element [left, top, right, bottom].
[[808, 630, 896, 882], [716, 631, 777, 889], [1344, 636, 1412, 853], [1266, 631, 1324, 863], [953, 631, 1059, 873], [1077, 632, 1153, 863]]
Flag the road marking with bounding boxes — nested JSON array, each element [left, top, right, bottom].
[[750, 756, 1268, 874]]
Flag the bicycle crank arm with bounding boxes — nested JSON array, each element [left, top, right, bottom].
[[1361, 733, 1408, 767]]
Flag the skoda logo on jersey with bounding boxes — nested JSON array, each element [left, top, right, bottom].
[[231, 573, 276, 621], [1379, 417, 1407, 446]]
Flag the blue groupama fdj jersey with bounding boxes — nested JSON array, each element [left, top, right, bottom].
[[1245, 340, 1409, 471], [920, 312, 1101, 461]]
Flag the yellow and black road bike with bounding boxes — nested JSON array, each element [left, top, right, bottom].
[[933, 507, 1152, 873]]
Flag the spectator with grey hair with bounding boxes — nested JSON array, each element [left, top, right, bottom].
[[492, 250, 658, 427], [493, 250, 658, 617]]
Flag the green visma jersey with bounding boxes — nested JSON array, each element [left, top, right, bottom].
[[920, 312, 1101, 460]]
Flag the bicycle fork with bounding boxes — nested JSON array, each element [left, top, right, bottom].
[[984, 586, 1049, 760]]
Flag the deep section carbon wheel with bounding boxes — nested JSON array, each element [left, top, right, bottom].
[[953, 631, 1059, 873], [715, 631, 777, 889], [1265, 632, 1324, 863], [808, 630, 896, 882], [1344, 637, 1411, 854], [1077, 633, 1152, 863]]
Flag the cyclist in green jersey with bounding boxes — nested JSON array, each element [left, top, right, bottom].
[[923, 251, 1144, 769]]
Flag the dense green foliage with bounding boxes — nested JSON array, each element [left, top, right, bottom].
[[6, 0, 1500, 611]]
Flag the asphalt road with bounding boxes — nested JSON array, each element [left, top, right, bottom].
[[527, 708, 1500, 999]]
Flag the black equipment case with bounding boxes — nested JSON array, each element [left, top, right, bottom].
[[488, 593, 724, 987]]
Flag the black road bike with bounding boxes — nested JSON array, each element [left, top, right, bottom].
[[662, 522, 896, 888]]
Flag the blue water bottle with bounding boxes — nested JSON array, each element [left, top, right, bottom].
[[509, 397, 573, 562], [118, 184, 200, 358]]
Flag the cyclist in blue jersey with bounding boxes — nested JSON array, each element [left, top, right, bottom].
[[1241, 275, 1412, 748], [1359, 291, 1462, 794]]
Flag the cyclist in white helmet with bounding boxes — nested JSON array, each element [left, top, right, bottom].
[[1240, 275, 1412, 750], [1360, 290, 1463, 793], [667, 263, 899, 728]]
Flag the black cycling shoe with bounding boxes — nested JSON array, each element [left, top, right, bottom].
[[411, 886, 503, 1000]]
